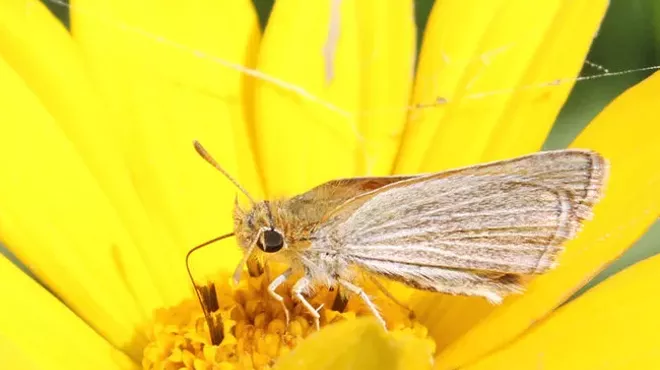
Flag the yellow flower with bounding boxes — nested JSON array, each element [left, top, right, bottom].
[[1, 0, 659, 369]]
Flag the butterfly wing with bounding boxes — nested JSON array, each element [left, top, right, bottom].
[[310, 150, 608, 302], [284, 175, 416, 227]]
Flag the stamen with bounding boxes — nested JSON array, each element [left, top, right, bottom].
[[142, 267, 435, 369]]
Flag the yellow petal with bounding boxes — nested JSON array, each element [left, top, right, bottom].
[[275, 318, 432, 370], [254, 0, 359, 197], [431, 71, 660, 369], [0, 254, 138, 370], [0, 0, 193, 308], [465, 253, 660, 370], [354, 0, 416, 175], [0, 54, 151, 358], [255, 0, 415, 197], [395, 0, 608, 173], [70, 0, 263, 276]]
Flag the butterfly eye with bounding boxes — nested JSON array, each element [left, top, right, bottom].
[[257, 229, 284, 253]]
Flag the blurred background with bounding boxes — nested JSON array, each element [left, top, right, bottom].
[[32, 0, 660, 296]]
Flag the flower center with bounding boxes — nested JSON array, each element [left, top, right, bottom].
[[142, 266, 434, 369]]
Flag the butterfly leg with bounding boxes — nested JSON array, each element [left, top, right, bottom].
[[338, 279, 387, 330], [291, 277, 322, 331], [267, 268, 292, 327]]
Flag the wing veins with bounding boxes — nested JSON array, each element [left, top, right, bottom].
[[356, 224, 560, 244]]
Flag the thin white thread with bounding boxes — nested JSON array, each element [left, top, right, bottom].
[[43, 0, 357, 121], [584, 59, 610, 73], [42, 0, 373, 171], [465, 43, 516, 90], [457, 65, 660, 101], [40, 0, 660, 144], [42, 0, 660, 115]]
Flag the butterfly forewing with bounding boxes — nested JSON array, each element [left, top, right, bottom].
[[282, 175, 415, 234], [335, 176, 573, 274], [308, 150, 607, 301], [287, 176, 413, 213]]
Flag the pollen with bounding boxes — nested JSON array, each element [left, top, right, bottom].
[[142, 266, 435, 369]]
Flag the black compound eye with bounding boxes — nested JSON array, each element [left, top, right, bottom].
[[258, 229, 284, 253]]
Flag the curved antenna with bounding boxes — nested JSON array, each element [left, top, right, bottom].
[[185, 232, 235, 345], [193, 140, 256, 204]]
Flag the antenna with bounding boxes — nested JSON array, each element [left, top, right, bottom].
[[185, 232, 235, 345], [193, 140, 257, 204], [263, 200, 276, 230], [193, 140, 278, 229]]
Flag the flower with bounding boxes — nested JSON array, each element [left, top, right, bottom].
[[1, 0, 659, 369]]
